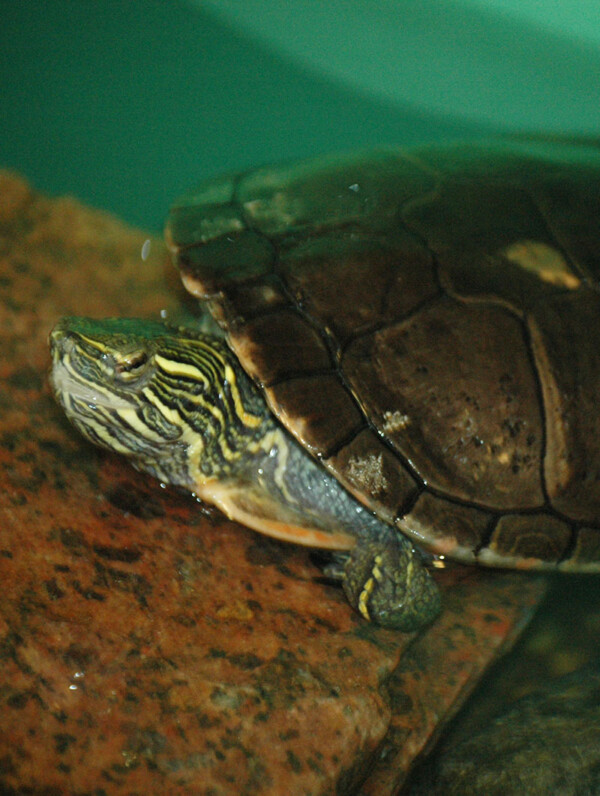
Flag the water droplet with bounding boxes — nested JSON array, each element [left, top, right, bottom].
[[141, 239, 152, 261]]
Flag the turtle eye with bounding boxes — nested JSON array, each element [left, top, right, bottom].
[[114, 350, 149, 381]]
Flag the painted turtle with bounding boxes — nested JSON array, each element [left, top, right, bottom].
[[50, 137, 600, 630]]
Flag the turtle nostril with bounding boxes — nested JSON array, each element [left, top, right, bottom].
[[49, 323, 73, 355], [59, 335, 76, 359]]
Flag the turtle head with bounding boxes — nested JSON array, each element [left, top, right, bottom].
[[49, 317, 267, 488]]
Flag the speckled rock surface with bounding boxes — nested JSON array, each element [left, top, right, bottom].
[[0, 172, 546, 794]]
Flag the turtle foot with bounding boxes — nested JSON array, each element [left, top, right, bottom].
[[342, 536, 441, 632]]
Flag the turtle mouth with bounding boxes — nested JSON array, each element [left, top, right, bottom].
[[49, 325, 136, 412], [50, 358, 134, 412]]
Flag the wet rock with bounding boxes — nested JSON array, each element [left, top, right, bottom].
[[406, 664, 600, 795]]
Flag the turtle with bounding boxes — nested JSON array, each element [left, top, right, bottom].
[[49, 136, 600, 631]]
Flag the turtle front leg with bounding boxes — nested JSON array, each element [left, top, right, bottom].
[[341, 535, 441, 631]]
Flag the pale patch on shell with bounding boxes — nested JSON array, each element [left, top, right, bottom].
[[346, 453, 389, 497], [382, 409, 411, 434], [258, 284, 280, 305], [197, 215, 244, 242], [502, 239, 581, 289], [243, 192, 303, 233]]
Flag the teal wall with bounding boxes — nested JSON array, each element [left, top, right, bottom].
[[203, 1, 600, 130], [2, 0, 599, 230]]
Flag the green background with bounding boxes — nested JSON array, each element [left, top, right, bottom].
[[2, 0, 599, 230]]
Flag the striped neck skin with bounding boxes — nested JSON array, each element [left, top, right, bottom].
[[49, 317, 272, 490]]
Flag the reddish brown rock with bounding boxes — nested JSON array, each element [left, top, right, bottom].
[[0, 172, 546, 794]]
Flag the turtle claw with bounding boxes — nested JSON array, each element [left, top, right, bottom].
[[342, 536, 441, 632]]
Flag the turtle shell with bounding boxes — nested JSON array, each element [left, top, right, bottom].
[[166, 137, 600, 571]]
